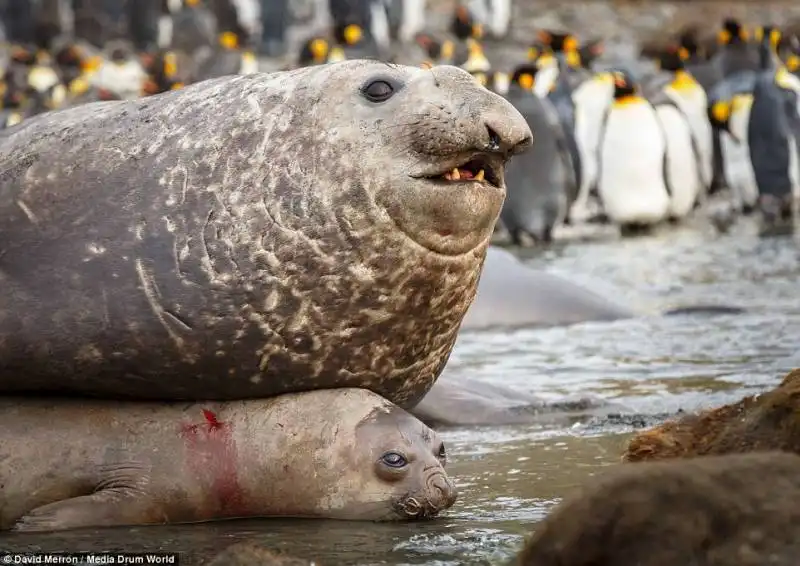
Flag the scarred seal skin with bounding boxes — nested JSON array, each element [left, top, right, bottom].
[[0, 60, 532, 407], [0, 388, 457, 532]]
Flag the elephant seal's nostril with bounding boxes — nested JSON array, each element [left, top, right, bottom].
[[485, 125, 501, 151]]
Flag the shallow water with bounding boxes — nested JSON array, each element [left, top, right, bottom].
[[3, 219, 800, 565]]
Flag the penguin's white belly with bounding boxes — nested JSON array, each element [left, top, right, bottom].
[[569, 78, 613, 223], [398, 0, 426, 42], [369, 0, 391, 52], [667, 87, 714, 189], [724, 97, 759, 209], [533, 66, 559, 99], [91, 63, 147, 100], [488, 0, 511, 37], [656, 104, 701, 218], [157, 15, 173, 48], [598, 102, 670, 225], [790, 134, 800, 201], [239, 53, 258, 75]]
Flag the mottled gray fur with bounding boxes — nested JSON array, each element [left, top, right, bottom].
[[0, 61, 531, 407]]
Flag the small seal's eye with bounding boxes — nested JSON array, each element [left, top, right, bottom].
[[362, 80, 395, 103], [438, 443, 446, 461], [381, 451, 407, 468]]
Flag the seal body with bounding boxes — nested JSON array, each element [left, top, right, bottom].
[[0, 61, 532, 407], [1, 388, 457, 532]]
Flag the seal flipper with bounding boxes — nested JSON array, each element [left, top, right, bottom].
[[13, 462, 156, 532], [12, 488, 155, 532]]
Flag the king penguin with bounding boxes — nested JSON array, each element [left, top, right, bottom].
[[596, 69, 671, 229], [676, 26, 719, 91], [535, 32, 585, 200], [500, 64, 579, 244], [647, 59, 703, 220], [659, 44, 715, 194], [707, 89, 759, 214], [748, 26, 800, 222], [465, 0, 511, 39], [169, 0, 219, 55], [569, 65, 616, 224], [714, 18, 760, 78], [297, 35, 335, 66]]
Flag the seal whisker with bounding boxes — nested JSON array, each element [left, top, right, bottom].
[[199, 209, 221, 278], [163, 309, 193, 331], [430, 66, 441, 88], [15, 200, 38, 224]]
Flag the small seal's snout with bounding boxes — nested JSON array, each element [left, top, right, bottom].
[[429, 473, 458, 511], [393, 471, 458, 520]]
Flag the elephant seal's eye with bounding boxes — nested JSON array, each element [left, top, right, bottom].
[[362, 80, 395, 103], [381, 451, 407, 468]]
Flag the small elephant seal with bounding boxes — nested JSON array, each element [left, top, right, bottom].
[[517, 451, 800, 566], [0, 388, 457, 532], [0, 60, 531, 407]]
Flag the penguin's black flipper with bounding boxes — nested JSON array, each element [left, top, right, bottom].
[[589, 103, 613, 222], [545, 98, 579, 203], [647, 94, 675, 199], [663, 97, 706, 206]]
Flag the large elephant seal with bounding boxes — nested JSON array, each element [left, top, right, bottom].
[[0, 60, 532, 407], [1, 388, 456, 532]]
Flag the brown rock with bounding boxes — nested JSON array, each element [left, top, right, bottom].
[[623, 369, 800, 462], [202, 542, 317, 566], [516, 451, 800, 566]]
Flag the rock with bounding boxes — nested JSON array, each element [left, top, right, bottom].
[[622, 369, 800, 462], [202, 542, 317, 566], [515, 451, 800, 566]]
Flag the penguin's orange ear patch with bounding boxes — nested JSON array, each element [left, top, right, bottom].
[[420, 61, 434, 69]]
